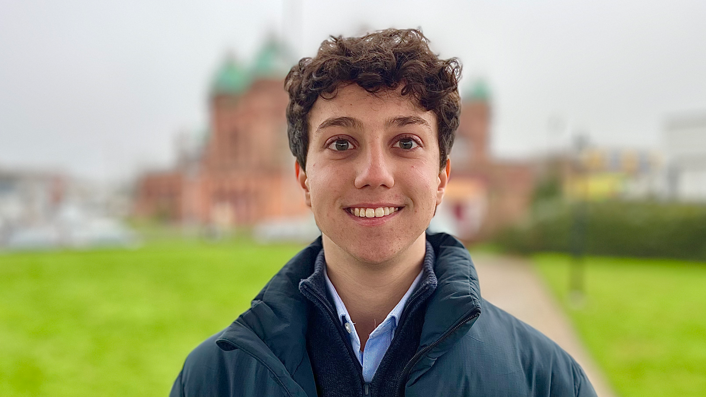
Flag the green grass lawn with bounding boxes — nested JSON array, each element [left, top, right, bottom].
[[534, 254, 706, 397], [0, 238, 305, 397]]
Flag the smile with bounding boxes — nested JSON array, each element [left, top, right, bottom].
[[346, 206, 401, 218]]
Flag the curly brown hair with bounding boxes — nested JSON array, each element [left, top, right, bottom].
[[284, 28, 462, 171]]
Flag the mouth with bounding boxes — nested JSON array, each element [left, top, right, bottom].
[[345, 206, 403, 219]]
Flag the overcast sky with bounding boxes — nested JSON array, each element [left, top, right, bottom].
[[1, 0, 705, 181]]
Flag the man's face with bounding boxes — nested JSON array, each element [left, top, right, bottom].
[[297, 83, 449, 266]]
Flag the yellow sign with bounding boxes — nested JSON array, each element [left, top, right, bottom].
[[564, 173, 626, 200]]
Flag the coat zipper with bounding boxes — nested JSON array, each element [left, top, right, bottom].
[[300, 283, 364, 369], [396, 311, 480, 395], [302, 283, 373, 395]]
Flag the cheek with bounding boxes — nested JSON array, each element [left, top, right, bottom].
[[308, 168, 343, 205], [404, 165, 440, 207]]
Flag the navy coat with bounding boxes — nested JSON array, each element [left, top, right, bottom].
[[170, 233, 597, 396]]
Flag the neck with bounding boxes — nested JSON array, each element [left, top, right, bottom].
[[323, 233, 426, 349]]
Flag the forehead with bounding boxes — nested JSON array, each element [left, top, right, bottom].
[[308, 84, 436, 132]]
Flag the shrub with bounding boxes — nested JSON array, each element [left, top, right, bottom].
[[496, 200, 706, 261]]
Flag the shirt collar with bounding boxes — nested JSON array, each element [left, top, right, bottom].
[[299, 238, 437, 338], [324, 266, 423, 330]]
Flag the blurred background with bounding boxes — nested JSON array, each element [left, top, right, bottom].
[[1, 1, 705, 396]]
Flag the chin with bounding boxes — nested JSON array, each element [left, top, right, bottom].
[[321, 223, 428, 266], [351, 247, 400, 266], [347, 233, 421, 265]]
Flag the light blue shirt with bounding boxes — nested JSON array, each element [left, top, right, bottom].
[[324, 268, 423, 383]]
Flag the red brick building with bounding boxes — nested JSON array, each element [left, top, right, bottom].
[[438, 82, 535, 240], [134, 38, 307, 227], [135, 40, 534, 239]]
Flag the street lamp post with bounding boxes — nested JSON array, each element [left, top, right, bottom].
[[569, 133, 590, 306]]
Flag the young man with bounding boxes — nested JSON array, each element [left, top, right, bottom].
[[170, 29, 597, 397]]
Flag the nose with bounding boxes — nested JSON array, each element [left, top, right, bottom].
[[354, 144, 395, 189]]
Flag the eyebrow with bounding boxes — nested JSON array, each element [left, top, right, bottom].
[[385, 116, 431, 129], [315, 117, 363, 134]]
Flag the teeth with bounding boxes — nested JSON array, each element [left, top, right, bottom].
[[349, 207, 399, 218]]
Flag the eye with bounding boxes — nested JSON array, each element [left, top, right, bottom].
[[394, 137, 419, 150], [327, 138, 354, 151]]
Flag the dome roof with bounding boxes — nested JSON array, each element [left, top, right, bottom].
[[250, 35, 293, 78], [463, 79, 491, 102], [210, 55, 249, 96]]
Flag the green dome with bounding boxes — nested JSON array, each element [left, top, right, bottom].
[[250, 35, 293, 78], [211, 55, 249, 96], [463, 79, 491, 102]]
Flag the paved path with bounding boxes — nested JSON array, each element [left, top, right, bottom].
[[471, 253, 616, 397]]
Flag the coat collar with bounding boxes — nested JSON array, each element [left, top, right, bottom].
[[297, 239, 438, 327], [420, 232, 482, 348], [216, 232, 482, 383], [404, 233, 483, 383]]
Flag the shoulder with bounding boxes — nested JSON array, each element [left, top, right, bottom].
[[170, 330, 288, 397], [170, 240, 322, 397], [424, 299, 596, 396], [473, 300, 580, 365], [179, 332, 231, 375]]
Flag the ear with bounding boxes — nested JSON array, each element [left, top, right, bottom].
[[295, 161, 312, 208], [436, 158, 451, 206]]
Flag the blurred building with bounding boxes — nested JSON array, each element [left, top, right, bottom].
[[562, 147, 662, 201], [134, 40, 535, 240], [134, 37, 306, 227], [0, 167, 135, 249], [434, 81, 535, 240], [664, 112, 706, 201], [0, 168, 65, 236]]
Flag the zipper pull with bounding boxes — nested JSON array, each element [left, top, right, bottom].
[[364, 383, 370, 395]]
